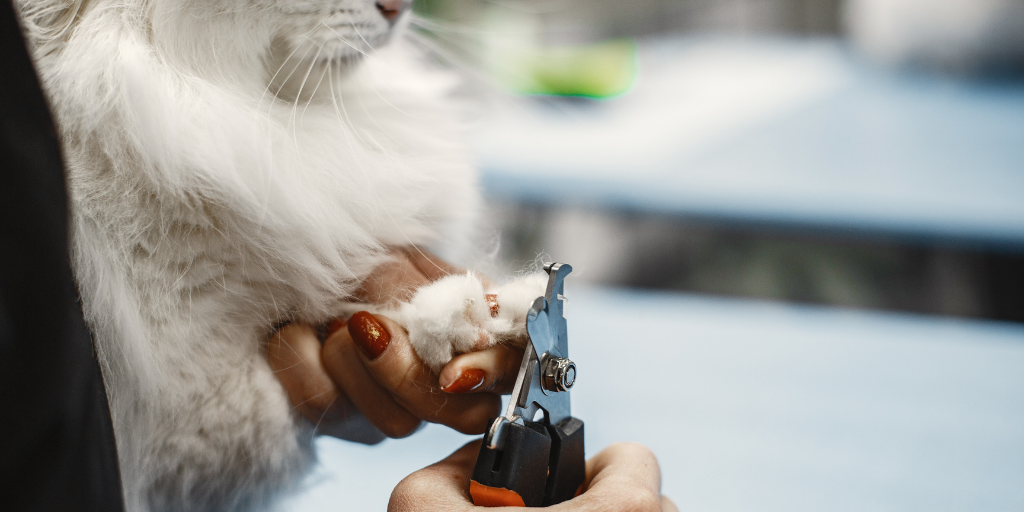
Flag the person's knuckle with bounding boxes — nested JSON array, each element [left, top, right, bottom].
[[450, 396, 500, 434], [448, 416, 485, 436], [388, 474, 431, 512], [320, 336, 345, 365], [300, 389, 338, 415], [391, 361, 423, 394], [379, 416, 422, 439]]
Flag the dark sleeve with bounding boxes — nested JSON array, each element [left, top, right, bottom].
[[0, 1, 126, 510]]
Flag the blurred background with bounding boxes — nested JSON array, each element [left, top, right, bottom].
[[290, 2, 1024, 511], [410, 0, 1024, 323]]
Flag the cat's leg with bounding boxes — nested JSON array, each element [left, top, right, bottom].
[[79, 257, 314, 511], [105, 319, 314, 512]]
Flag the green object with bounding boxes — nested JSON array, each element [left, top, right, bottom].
[[501, 39, 639, 99]]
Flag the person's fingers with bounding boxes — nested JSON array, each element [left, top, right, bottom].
[[355, 252, 431, 307], [389, 441, 482, 512], [551, 443, 663, 511], [321, 324, 423, 438], [583, 442, 661, 493], [391, 441, 669, 512], [348, 312, 501, 434], [267, 323, 349, 425], [439, 344, 525, 395], [661, 495, 678, 512]]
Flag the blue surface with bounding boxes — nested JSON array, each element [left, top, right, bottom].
[[282, 287, 1024, 511], [473, 38, 1024, 248]]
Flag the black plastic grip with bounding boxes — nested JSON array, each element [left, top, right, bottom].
[[543, 417, 586, 505], [473, 421, 551, 506], [472, 417, 586, 507]]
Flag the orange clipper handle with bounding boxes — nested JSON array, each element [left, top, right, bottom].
[[470, 480, 526, 507]]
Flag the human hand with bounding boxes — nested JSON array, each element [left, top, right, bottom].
[[267, 248, 525, 439], [389, 441, 678, 511]]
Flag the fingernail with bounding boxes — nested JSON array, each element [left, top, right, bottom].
[[348, 311, 390, 360], [326, 318, 347, 338], [441, 369, 486, 394]]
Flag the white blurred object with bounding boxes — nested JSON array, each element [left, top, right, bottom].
[[845, 0, 1024, 72]]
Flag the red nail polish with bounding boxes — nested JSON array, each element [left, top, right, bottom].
[[442, 369, 485, 394], [348, 312, 390, 360], [326, 318, 347, 339]]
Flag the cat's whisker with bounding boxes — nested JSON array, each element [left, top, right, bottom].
[[475, 0, 574, 15], [257, 39, 317, 229], [300, 59, 332, 120], [403, 30, 500, 91], [259, 44, 303, 112], [320, 21, 372, 59], [407, 25, 584, 125], [346, 16, 445, 182], [310, 394, 340, 436], [326, 61, 373, 151], [290, 388, 333, 413], [290, 44, 324, 132], [408, 246, 455, 278], [258, 25, 323, 114], [324, 61, 352, 141], [325, 60, 378, 192], [324, 62, 417, 245], [258, 39, 320, 144], [327, 31, 453, 246], [347, 17, 377, 54], [408, 15, 501, 38], [322, 22, 427, 121]]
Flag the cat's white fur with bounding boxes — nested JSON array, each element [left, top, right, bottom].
[[16, 0, 544, 510], [388, 271, 548, 371]]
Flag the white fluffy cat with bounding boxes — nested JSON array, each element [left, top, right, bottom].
[[16, 0, 544, 510]]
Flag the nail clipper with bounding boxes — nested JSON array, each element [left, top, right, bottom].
[[469, 263, 585, 507]]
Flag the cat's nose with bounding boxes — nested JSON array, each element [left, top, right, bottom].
[[375, 0, 406, 23]]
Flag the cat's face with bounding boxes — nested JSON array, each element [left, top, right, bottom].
[[221, 0, 411, 100], [266, 0, 411, 62], [159, 0, 408, 62]]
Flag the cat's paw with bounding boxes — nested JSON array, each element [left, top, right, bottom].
[[397, 272, 548, 372]]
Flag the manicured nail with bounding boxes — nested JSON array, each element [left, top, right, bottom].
[[348, 311, 390, 360], [326, 318, 347, 339], [442, 369, 486, 394]]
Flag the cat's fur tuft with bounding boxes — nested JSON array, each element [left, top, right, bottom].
[[388, 271, 548, 371]]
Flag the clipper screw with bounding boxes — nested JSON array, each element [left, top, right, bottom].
[[542, 356, 576, 392]]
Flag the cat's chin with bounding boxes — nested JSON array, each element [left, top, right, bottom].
[[328, 52, 365, 69], [325, 44, 387, 71], [265, 38, 376, 103], [318, 33, 391, 62]]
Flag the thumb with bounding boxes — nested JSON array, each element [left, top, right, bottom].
[[388, 441, 481, 512]]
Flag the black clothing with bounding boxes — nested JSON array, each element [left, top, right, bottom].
[[0, 1, 126, 510]]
